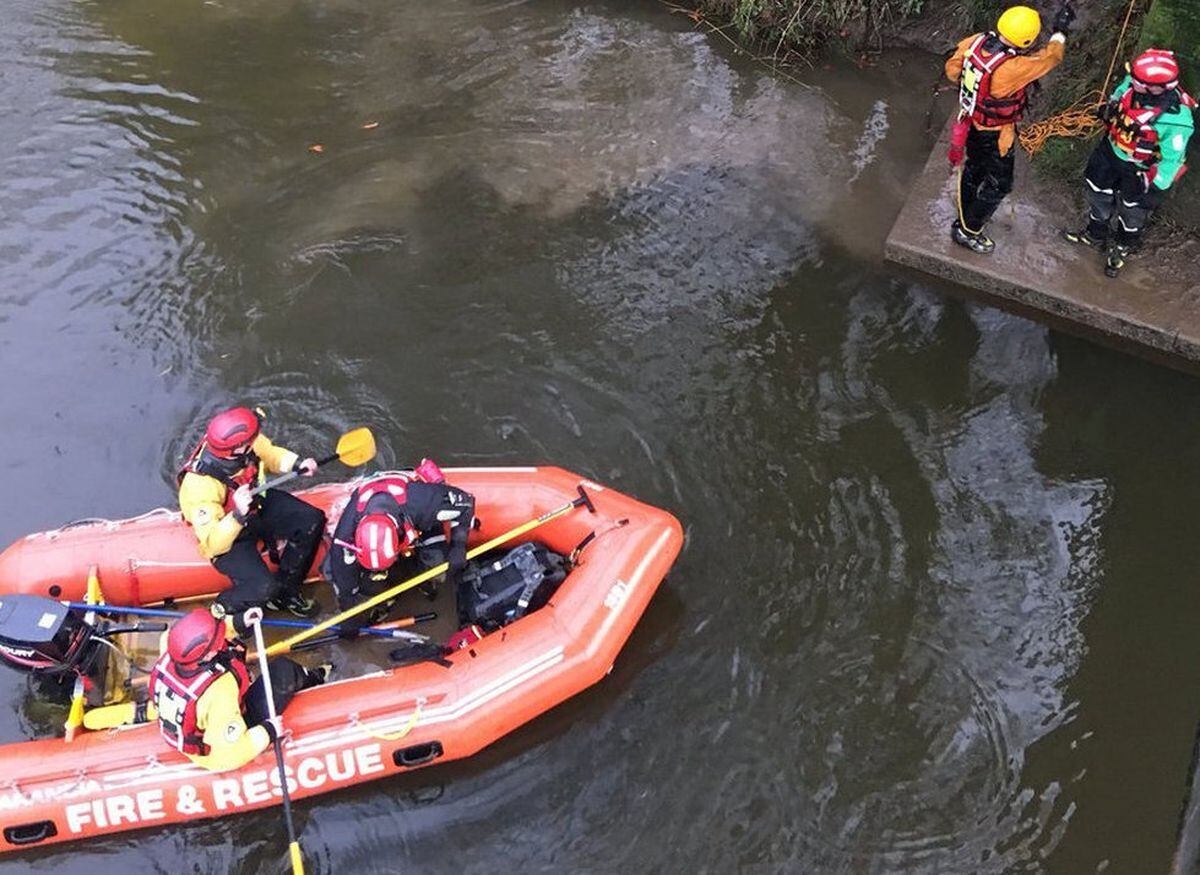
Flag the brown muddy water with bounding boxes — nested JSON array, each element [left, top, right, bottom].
[[2, 0, 1200, 872]]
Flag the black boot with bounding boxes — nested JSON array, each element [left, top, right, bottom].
[[305, 663, 332, 686], [951, 220, 995, 254], [267, 589, 320, 618], [1062, 227, 1106, 249], [1105, 243, 1131, 278]]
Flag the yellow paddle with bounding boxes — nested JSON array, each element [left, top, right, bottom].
[[251, 427, 376, 496], [265, 485, 597, 656]]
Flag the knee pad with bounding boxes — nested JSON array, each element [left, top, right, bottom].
[[1085, 186, 1115, 220], [979, 174, 1011, 202]]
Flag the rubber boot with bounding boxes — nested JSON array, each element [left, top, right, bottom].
[[1061, 227, 1106, 250], [951, 220, 995, 254], [1105, 243, 1131, 279], [267, 589, 320, 618]]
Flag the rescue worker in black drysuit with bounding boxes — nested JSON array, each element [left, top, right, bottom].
[[326, 463, 475, 638], [1063, 49, 1197, 277], [945, 4, 1074, 253]]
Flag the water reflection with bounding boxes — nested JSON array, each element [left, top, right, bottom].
[[0, 0, 1158, 872]]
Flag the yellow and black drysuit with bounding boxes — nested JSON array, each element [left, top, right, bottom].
[[148, 623, 322, 772], [178, 431, 326, 615]]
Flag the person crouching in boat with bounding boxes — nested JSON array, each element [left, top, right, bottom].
[[327, 461, 475, 638], [148, 607, 327, 772], [178, 406, 325, 619]]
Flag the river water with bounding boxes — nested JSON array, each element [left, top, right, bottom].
[[2, 0, 1199, 872]]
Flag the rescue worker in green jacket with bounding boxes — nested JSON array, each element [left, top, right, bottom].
[[1063, 49, 1196, 277], [178, 407, 325, 618]]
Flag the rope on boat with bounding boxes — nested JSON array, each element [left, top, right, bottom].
[[349, 699, 425, 742], [44, 507, 179, 540]]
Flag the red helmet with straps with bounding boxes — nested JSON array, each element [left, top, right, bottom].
[[1131, 49, 1179, 89], [205, 407, 261, 458], [354, 512, 417, 571], [167, 609, 224, 667]]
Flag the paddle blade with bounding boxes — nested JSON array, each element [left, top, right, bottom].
[[335, 427, 376, 467], [290, 841, 305, 875]]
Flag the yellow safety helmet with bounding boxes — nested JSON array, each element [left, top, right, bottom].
[[997, 5, 1041, 49]]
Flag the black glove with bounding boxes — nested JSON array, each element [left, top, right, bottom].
[[1051, 2, 1076, 37], [1095, 101, 1116, 124]]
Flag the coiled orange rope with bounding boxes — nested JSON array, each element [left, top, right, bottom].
[[1018, 0, 1141, 156]]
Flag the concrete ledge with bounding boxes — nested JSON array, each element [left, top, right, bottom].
[[885, 118, 1200, 372]]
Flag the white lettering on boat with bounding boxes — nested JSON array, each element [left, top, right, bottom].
[[0, 778, 104, 812], [604, 579, 633, 611], [64, 790, 165, 833], [58, 743, 386, 833]]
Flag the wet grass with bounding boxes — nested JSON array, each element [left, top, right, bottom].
[[696, 0, 929, 56], [1022, 0, 1199, 234], [686, 0, 1197, 234]]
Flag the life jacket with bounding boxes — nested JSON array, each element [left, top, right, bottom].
[[177, 442, 261, 513], [354, 476, 420, 557], [1107, 87, 1196, 167], [958, 33, 1028, 128], [333, 472, 443, 561], [354, 475, 414, 513], [148, 644, 251, 756]]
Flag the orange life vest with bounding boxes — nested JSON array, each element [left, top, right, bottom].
[[958, 34, 1028, 128]]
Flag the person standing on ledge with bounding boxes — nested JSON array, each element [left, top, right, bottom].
[[1062, 49, 1196, 278], [945, 3, 1075, 254]]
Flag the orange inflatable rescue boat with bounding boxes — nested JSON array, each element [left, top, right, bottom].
[[0, 467, 682, 854]]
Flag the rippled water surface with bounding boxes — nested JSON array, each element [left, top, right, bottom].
[[4, 1, 1200, 872]]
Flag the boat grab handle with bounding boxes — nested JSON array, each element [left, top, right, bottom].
[[393, 741, 443, 768], [4, 819, 58, 846]]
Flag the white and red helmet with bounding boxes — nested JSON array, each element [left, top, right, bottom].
[[167, 609, 224, 667], [1131, 49, 1180, 89], [205, 407, 261, 459], [354, 513, 417, 571]]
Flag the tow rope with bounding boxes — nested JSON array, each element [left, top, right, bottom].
[[1018, 0, 1140, 156]]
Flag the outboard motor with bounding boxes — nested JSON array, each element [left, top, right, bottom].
[[0, 595, 97, 676]]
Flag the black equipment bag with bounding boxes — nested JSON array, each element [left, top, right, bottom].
[[457, 542, 569, 631]]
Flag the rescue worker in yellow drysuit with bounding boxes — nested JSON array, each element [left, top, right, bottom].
[[147, 607, 327, 771], [178, 407, 324, 618]]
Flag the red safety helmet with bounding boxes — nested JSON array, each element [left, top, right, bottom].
[[1131, 49, 1179, 89], [167, 609, 224, 667], [354, 513, 417, 571], [205, 407, 261, 458]]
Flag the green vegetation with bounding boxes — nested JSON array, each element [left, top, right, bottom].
[[1022, 0, 1199, 231], [695, 0, 1198, 232], [700, 0, 927, 55], [1135, 0, 1200, 230], [1137, 0, 1199, 94]]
